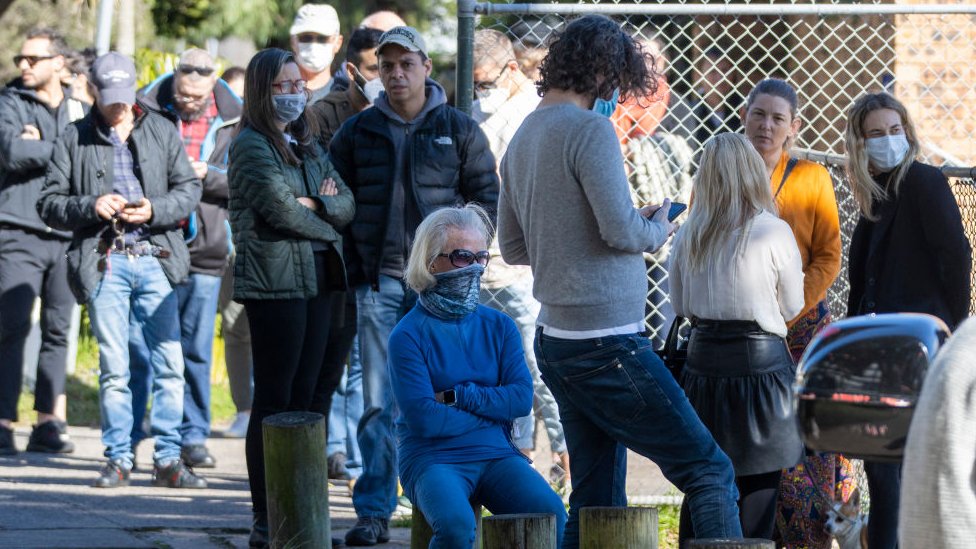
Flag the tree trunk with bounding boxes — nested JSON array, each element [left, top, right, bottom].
[[483, 513, 557, 549], [688, 539, 775, 549], [262, 411, 330, 549], [411, 500, 483, 549], [579, 507, 658, 549]]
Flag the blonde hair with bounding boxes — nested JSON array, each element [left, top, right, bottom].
[[844, 92, 920, 220], [404, 204, 494, 293], [674, 133, 776, 272]]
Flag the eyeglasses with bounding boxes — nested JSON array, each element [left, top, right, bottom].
[[296, 34, 332, 44], [272, 79, 308, 94], [474, 65, 507, 93], [177, 65, 215, 77], [13, 55, 55, 68], [438, 249, 491, 268]]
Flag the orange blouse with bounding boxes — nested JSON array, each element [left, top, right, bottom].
[[770, 150, 842, 322]]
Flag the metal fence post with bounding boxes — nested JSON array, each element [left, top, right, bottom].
[[456, 0, 477, 115]]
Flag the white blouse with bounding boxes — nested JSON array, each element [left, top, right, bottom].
[[668, 210, 805, 337]]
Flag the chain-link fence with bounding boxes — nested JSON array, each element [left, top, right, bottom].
[[467, 1, 976, 346]]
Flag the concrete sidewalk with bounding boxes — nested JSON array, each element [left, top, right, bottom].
[[0, 425, 675, 548]]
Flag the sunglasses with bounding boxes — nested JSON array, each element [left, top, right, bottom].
[[438, 249, 491, 268], [177, 65, 215, 77], [13, 55, 55, 68], [296, 34, 332, 44], [474, 65, 507, 93]]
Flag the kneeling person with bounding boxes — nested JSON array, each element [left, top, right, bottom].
[[390, 205, 567, 548]]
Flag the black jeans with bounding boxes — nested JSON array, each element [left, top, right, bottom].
[[242, 252, 345, 516], [0, 227, 74, 420], [864, 460, 901, 549], [679, 470, 782, 544]]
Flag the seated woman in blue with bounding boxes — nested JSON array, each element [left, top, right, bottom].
[[390, 204, 567, 548]]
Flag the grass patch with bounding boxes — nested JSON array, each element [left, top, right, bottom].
[[16, 325, 237, 428]]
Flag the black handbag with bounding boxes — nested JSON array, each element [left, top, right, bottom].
[[656, 316, 690, 379]]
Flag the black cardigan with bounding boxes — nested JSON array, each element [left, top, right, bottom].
[[847, 161, 972, 330]]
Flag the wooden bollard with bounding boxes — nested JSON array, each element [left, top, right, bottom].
[[483, 513, 557, 549], [579, 506, 658, 549], [262, 411, 329, 549], [688, 539, 774, 549], [411, 500, 483, 549]]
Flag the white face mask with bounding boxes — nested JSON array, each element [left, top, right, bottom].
[[864, 134, 910, 172], [296, 42, 334, 73], [361, 78, 385, 104], [475, 87, 508, 116]]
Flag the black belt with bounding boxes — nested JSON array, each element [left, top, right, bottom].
[[108, 241, 171, 258], [691, 318, 766, 333]]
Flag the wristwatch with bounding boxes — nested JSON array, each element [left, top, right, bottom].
[[435, 389, 457, 407]]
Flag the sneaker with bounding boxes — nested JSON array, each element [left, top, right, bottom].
[[181, 444, 217, 468], [328, 452, 351, 480], [92, 460, 131, 488], [344, 516, 390, 546], [0, 425, 18, 456], [151, 459, 208, 489], [26, 420, 75, 453], [225, 411, 250, 438]]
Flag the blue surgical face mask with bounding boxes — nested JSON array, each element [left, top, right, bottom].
[[419, 263, 484, 319], [592, 87, 620, 118], [864, 133, 910, 172], [272, 93, 307, 124]]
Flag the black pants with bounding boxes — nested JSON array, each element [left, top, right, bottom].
[[864, 460, 901, 549], [0, 227, 74, 420], [243, 251, 346, 516], [679, 470, 782, 544]]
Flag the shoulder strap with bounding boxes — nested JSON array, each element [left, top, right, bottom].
[[774, 157, 799, 198]]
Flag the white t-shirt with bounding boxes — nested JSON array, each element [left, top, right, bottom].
[[668, 210, 804, 337]]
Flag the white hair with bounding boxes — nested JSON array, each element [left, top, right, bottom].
[[404, 204, 493, 293]]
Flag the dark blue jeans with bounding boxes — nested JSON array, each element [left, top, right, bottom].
[[535, 330, 741, 549], [864, 460, 901, 549]]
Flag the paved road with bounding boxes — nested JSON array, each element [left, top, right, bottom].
[[0, 425, 674, 548]]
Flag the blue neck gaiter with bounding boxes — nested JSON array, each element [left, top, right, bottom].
[[419, 264, 485, 320]]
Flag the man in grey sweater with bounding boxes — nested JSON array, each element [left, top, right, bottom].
[[498, 15, 742, 548]]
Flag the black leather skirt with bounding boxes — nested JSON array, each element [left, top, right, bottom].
[[680, 319, 804, 476]]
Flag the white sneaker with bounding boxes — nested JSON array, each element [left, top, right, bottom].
[[224, 412, 250, 438]]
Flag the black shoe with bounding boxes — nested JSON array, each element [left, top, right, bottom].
[[0, 425, 18, 456], [332, 537, 344, 547], [181, 444, 217, 468], [151, 459, 208, 489], [249, 513, 269, 549], [344, 516, 390, 546], [92, 460, 131, 488], [26, 420, 75, 453], [327, 452, 351, 480]]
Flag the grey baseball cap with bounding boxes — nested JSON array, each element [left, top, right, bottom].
[[91, 52, 137, 105], [377, 26, 428, 58]]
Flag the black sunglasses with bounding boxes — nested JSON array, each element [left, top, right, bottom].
[[474, 65, 507, 93], [177, 65, 215, 77], [14, 55, 55, 68], [438, 249, 490, 268], [296, 34, 332, 44]]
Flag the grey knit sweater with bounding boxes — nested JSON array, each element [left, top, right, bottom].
[[497, 103, 670, 331]]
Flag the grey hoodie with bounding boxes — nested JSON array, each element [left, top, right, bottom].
[[373, 78, 447, 278]]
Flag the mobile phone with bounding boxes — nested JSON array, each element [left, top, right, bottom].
[[124, 202, 141, 209], [652, 201, 687, 222]]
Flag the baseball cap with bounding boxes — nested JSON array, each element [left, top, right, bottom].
[[377, 26, 428, 58], [290, 4, 341, 37], [90, 52, 137, 105]]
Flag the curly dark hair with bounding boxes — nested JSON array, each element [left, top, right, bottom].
[[536, 15, 657, 103]]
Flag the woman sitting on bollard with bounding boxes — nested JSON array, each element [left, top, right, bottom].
[[843, 91, 971, 549], [228, 47, 355, 548], [670, 133, 806, 541], [389, 204, 567, 549]]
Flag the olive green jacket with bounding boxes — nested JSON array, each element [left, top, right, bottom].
[[228, 127, 355, 300]]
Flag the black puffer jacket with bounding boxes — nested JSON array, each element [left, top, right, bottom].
[[329, 85, 499, 287], [0, 79, 88, 236], [139, 75, 243, 276], [37, 109, 201, 303]]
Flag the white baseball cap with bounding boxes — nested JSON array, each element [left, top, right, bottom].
[[377, 26, 428, 58], [290, 4, 341, 37]]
